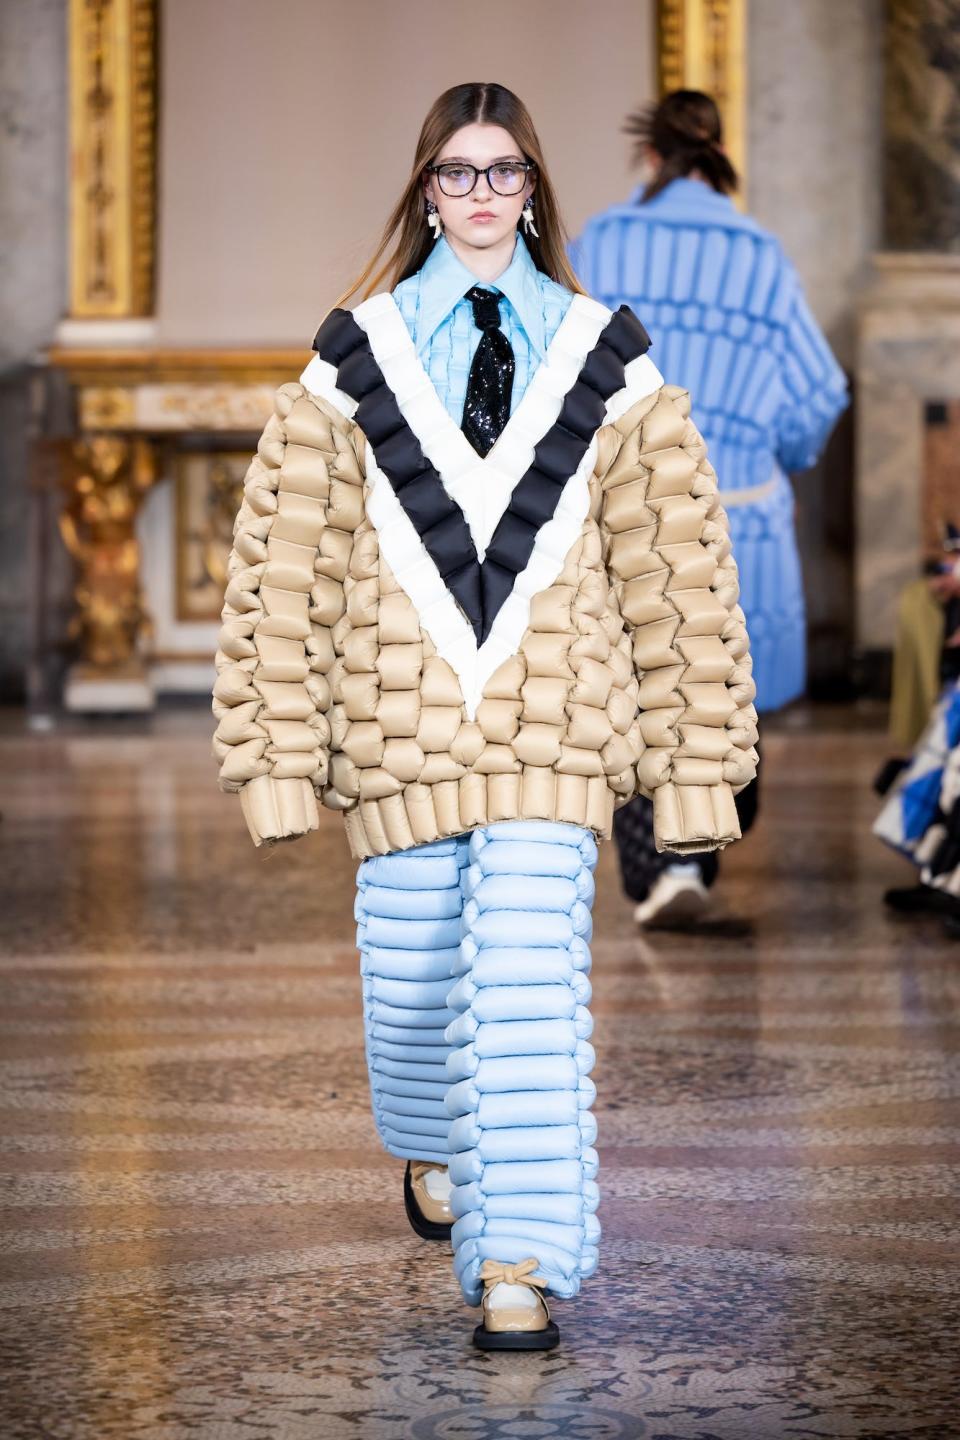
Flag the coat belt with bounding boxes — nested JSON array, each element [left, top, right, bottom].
[[720, 474, 779, 508]]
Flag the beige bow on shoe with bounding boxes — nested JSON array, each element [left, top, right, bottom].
[[479, 1258, 548, 1290], [479, 1257, 552, 1332]]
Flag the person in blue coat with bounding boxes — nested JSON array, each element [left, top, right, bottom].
[[571, 89, 849, 927]]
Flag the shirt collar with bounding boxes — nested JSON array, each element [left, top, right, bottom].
[[628, 175, 735, 211], [410, 233, 547, 360]]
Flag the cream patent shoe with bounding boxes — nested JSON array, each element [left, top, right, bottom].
[[403, 1160, 453, 1242], [473, 1258, 559, 1351]]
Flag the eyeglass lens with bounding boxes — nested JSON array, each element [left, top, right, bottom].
[[435, 163, 528, 197]]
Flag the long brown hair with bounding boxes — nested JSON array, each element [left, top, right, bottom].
[[332, 83, 584, 309], [624, 89, 739, 202]]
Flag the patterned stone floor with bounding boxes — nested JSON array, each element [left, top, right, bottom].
[[0, 703, 958, 1439]]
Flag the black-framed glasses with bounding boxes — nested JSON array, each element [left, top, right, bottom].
[[426, 160, 536, 198]]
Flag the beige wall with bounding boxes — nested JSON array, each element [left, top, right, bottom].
[[157, 0, 654, 346]]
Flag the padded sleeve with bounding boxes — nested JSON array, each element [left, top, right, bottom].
[[599, 383, 759, 854], [212, 382, 364, 847]]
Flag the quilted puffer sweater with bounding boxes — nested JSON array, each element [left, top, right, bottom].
[[212, 290, 758, 859]]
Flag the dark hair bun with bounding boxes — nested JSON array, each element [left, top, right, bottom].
[[624, 88, 739, 200]]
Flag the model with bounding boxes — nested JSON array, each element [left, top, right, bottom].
[[213, 82, 758, 1350], [572, 89, 847, 927]]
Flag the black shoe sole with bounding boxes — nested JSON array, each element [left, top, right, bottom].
[[403, 1161, 453, 1243], [883, 886, 960, 916], [873, 757, 908, 796], [473, 1319, 560, 1351]]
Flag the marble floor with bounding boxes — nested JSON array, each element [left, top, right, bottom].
[[0, 703, 958, 1440]]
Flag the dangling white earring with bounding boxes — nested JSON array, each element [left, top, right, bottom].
[[521, 197, 539, 238], [425, 199, 443, 240]]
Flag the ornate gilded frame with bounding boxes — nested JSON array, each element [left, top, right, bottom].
[[657, 0, 746, 191], [68, 0, 157, 317]]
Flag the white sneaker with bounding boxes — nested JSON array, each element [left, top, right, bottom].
[[633, 864, 709, 929]]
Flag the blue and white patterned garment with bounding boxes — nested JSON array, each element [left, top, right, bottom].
[[392, 232, 573, 423], [874, 682, 960, 861], [570, 176, 849, 712]]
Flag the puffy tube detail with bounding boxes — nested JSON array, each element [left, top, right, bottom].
[[213, 369, 758, 856], [212, 384, 365, 847]]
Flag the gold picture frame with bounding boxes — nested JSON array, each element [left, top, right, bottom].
[[68, 0, 157, 317]]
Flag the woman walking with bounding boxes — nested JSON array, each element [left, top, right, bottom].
[[572, 89, 847, 927], [213, 82, 757, 1348]]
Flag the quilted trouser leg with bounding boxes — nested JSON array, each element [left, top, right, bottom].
[[356, 837, 469, 1163], [444, 821, 600, 1306]]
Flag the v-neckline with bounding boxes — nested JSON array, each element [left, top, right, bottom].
[[350, 291, 613, 558], [304, 294, 660, 716]]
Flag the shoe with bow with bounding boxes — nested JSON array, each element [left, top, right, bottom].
[[473, 1257, 559, 1350], [403, 1160, 453, 1242]]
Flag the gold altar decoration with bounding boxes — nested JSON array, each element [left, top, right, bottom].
[[656, 0, 746, 191], [68, 0, 157, 317], [46, 348, 305, 701], [59, 435, 157, 668], [175, 451, 249, 623]]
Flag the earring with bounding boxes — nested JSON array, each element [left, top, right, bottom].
[[425, 199, 443, 240], [521, 197, 539, 238]]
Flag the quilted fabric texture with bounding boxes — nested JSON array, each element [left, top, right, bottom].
[[356, 823, 601, 1307], [446, 822, 601, 1304], [356, 837, 470, 1163], [355, 822, 603, 1305], [213, 329, 757, 859]]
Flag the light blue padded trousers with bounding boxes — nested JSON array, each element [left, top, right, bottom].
[[355, 820, 600, 1306]]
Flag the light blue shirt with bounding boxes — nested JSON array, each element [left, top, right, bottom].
[[392, 233, 573, 425]]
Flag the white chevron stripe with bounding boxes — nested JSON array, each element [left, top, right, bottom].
[[350, 292, 611, 559], [297, 355, 358, 420], [301, 298, 664, 718]]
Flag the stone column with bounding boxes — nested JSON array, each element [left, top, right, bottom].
[[50, 0, 160, 712]]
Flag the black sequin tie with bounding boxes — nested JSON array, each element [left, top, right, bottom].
[[461, 286, 515, 457]]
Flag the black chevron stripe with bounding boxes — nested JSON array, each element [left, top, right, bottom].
[[312, 303, 650, 645]]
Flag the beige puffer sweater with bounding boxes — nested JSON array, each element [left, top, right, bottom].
[[212, 292, 758, 859]]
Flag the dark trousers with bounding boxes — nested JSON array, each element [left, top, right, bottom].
[[613, 747, 761, 903]]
